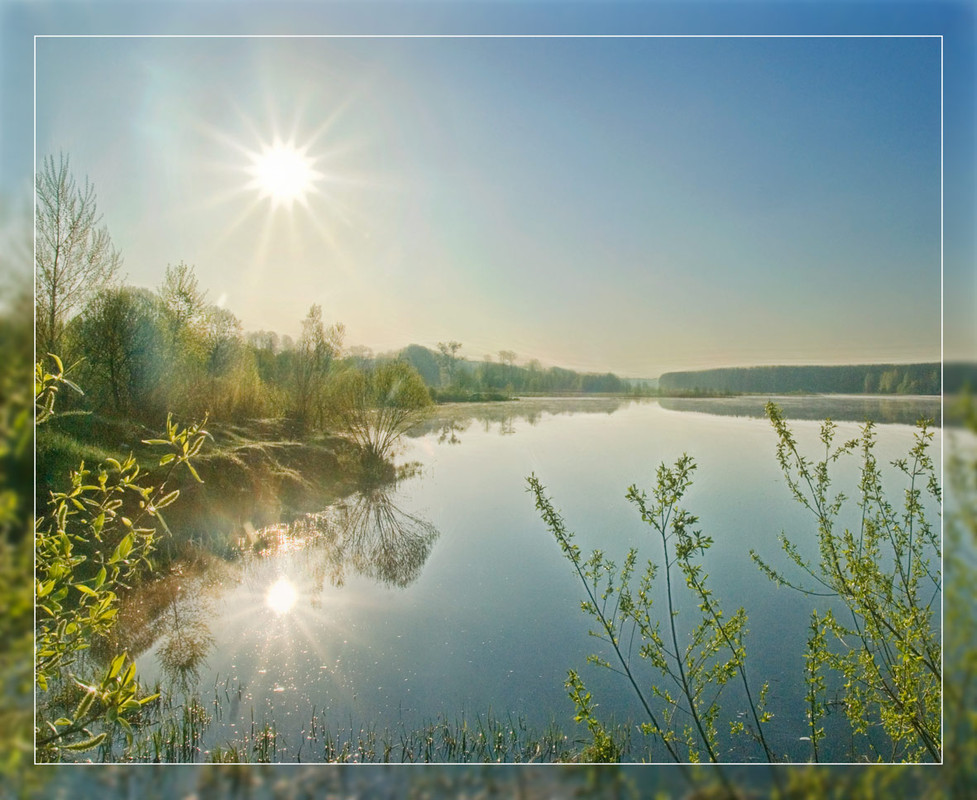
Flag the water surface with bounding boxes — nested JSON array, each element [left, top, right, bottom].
[[129, 395, 943, 762]]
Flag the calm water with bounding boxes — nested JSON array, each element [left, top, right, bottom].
[[128, 395, 944, 762]]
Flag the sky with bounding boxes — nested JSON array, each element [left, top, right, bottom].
[[3, 2, 974, 378]]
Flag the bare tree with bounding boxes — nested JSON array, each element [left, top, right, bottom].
[[498, 349, 517, 385], [35, 153, 122, 355], [293, 304, 344, 431], [436, 340, 462, 387]]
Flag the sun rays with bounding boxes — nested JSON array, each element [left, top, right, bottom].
[[189, 95, 378, 291], [246, 140, 322, 211]]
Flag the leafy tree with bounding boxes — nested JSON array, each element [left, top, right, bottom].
[[35, 153, 122, 356], [158, 261, 207, 339], [70, 287, 167, 415], [498, 350, 517, 386], [400, 344, 448, 386], [529, 457, 772, 765], [202, 305, 243, 376], [329, 360, 431, 468], [530, 405, 940, 764]]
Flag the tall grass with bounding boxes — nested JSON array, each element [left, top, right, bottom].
[[113, 683, 591, 764]]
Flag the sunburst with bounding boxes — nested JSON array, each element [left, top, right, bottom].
[[246, 140, 322, 211]]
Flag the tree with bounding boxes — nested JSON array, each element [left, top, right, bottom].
[[529, 457, 772, 765], [436, 341, 462, 387], [159, 262, 207, 336], [292, 305, 343, 431], [754, 404, 941, 761], [70, 287, 169, 418], [530, 406, 941, 764], [498, 350, 517, 386], [35, 154, 122, 356], [74, 288, 138, 413], [202, 305, 243, 376], [157, 262, 209, 378], [399, 344, 441, 386], [329, 360, 432, 469]]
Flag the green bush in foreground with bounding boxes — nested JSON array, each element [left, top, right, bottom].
[[34, 355, 208, 761], [530, 404, 941, 765], [753, 403, 940, 762]]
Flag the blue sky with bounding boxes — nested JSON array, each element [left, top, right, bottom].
[[3, 2, 974, 377]]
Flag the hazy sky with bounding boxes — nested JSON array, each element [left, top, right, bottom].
[[14, 13, 963, 376]]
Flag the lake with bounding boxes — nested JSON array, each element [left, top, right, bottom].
[[124, 395, 945, 763]]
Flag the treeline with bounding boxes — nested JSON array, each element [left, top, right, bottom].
[[53, 277, 643, 430], [659, 363, 942, 396], [52, 263, 348, 430], [397, 343, 637, 398]]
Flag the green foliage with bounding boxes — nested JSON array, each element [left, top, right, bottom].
[[399, 343, 442, 386], [34, 355, 208, 761], [290, 304, 344, 431], [68, 286, 168, 415], [34, 354, 82, 426], [752, 403, 941, 761], [566, 669, 623, 762], [529, 457, 770, 764], [329, 360, 432, 469], [531, 406, 942, 766], [436, 341, 462, 388], [60, 263, 280, 425], [159, 261, 207, 337], [0, 279, 44, 796], [399, 343, 630, 398]]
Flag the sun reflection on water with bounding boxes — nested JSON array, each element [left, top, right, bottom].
[[266, 577, 298, 616]]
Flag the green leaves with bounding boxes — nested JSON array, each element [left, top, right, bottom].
[[34, 357, 206, 761], [531, 458, 773, 763], [565, 669, 622, 762], [759, 404, 942, 762], [34, 355, 84, 425], [328, 360, 432, 465]]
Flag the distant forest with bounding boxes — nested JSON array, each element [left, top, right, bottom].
[[395, 344, 631, 397], [657, 363, 968, 396]]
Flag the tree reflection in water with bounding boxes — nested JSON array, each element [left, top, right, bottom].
[[155, 599, 216, 694], [297, 485, 440, 591], [409, 396, 632, 444], [116, 486, 440, 697], [105, 560, 229, 696]]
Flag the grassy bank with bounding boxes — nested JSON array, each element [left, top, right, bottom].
[[36, 412, 378, 570]]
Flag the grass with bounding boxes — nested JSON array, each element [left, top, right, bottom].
[[102, 683, 614, 764]]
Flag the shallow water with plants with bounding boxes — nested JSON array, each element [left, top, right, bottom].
[[112, 395, 942, 763]]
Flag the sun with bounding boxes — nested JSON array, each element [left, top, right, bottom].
[[246, 140, 320, 209], [266, 577, 298, 616]]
